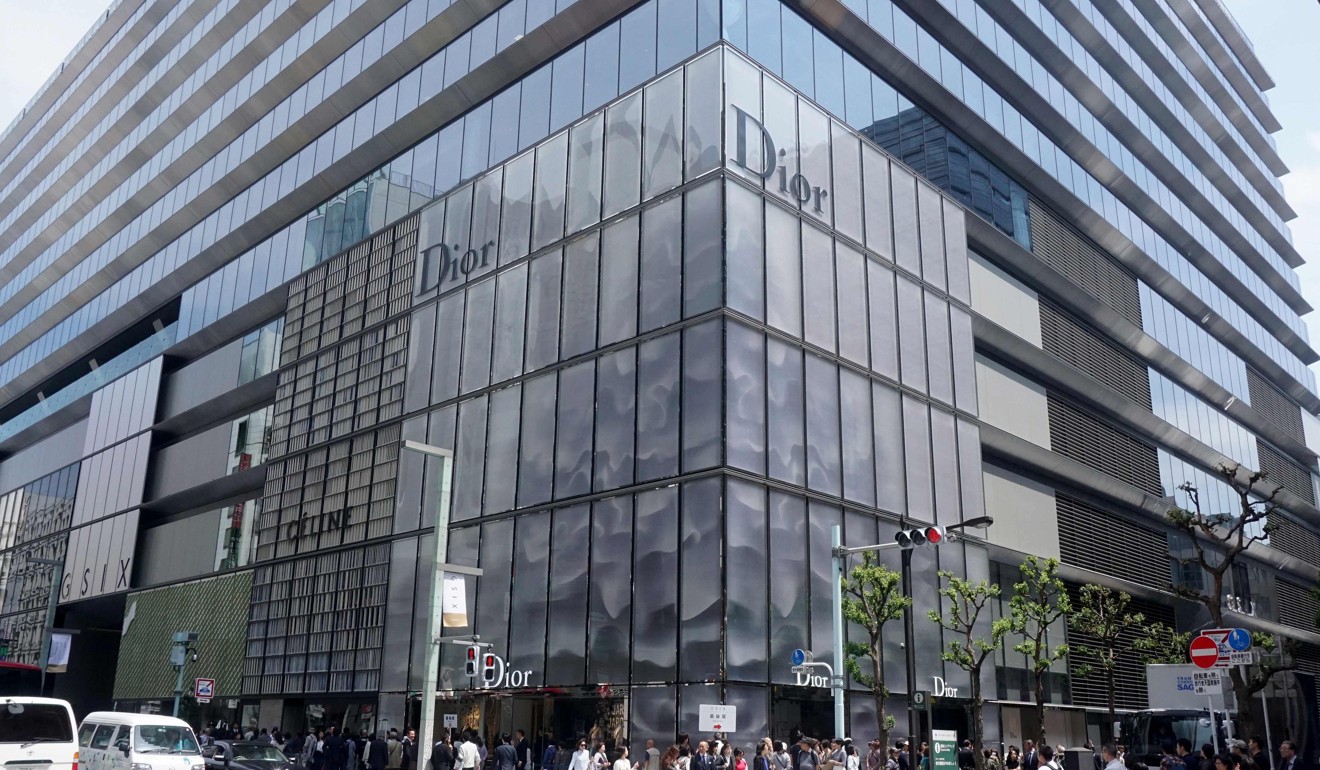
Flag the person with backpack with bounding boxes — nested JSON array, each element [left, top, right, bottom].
[[387, 730, 405, 770], [1037, 746, 1062, 770]]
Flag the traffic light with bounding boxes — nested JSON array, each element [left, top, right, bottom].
[[464, 645, 480, 677], [895, 526, 944, 549], [481, 653, 498, 685]]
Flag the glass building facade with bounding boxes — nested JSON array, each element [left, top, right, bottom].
[[0, 0, 1316, 752]]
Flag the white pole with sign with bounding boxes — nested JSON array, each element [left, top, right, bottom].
[[403, 441, 463, 769]]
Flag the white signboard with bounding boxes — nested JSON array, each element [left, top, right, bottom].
[[46, 632, 71, 673], [442, 574, 468, 628], [1192, 670, 1223, 695], [443, 714, 458, 728], [698, 704, 737, 733]]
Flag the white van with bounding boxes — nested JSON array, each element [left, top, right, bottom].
[[77, 713, 203, 770], [0, 697, 79, 770]]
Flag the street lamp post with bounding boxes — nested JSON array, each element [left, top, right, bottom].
[[29, 557, 62, 695], [830, 517, 993, 756], [401, 440, 465, 767]]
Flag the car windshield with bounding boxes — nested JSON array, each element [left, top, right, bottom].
[[134, 725, 200, 754], [232, 745, 287, 762], [0, 704, 73, 743]]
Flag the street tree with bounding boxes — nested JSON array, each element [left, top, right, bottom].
[[1068, 584, 1146, 728], [929, 570, 1011, 770], [1166, 466, 1296, 737], [1132, 622, 1191, 665], [1009, 556, 1071, 747], [841, 552, 911, 749]]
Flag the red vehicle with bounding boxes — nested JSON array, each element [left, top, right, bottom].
[[0, 661, 42, 696]]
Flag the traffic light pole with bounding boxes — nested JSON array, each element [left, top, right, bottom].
[[902, 546, 918, 770], [831, 528, 902, 741], [832, 518, 993, 757]]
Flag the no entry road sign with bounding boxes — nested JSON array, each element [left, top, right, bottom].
[[1190, 635, 1220, 669]]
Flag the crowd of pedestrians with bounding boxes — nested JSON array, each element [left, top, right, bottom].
[[195, 722, 1310, 770], [197, 722, 421, 770]]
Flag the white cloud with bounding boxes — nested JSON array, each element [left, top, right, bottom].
[[1282, 131, 1320, 347], [0, 0, 113, 130]]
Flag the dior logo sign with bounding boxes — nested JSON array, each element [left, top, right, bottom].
[[730, 106, 830, 214], [417, 239, 497, 294]]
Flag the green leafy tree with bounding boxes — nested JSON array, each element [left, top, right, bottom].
[[1166, 467, 1296, 738], [1009, 557, 1071, 747], [929, 570, 1011, 770], [1069, 585, 1146, 729], [1132, 622, 1191, 665], [841, 552, 911, 749]]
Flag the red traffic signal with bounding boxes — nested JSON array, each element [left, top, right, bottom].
[[481, 653, 498, 684], [895, 526, 945, 549], [464, 645, 480, 678]]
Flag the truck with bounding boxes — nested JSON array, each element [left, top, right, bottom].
[[1119, 665, 1320, 768]]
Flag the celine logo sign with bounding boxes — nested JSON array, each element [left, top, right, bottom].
[[729, 106, 830, 214], [283, 510, 352, 540], [416, 239, 497, 294]]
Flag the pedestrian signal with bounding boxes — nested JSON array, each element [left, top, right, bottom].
[[481, 653, 498, 684], [895, 526, 944, 549], [464, 645, 480, 677]]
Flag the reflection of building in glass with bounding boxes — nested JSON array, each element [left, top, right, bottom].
[[0, 0, 1313, 753], [862, 108, 1030, 248]]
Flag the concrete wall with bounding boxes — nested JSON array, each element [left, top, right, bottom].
[[160, 339, 242, 419], [975, 356, 1051, 448], [137, 511, 223, 587], [0, 417, 88, 495], [969, 252, 1041, 347], [148, 422, 231, 499], [983, 464, 1059, 560]]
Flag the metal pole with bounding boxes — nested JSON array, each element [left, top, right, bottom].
[[413, 447, 454, 770], [37, 563, 61, 695], [903, 548, 918, 770], [1208, 699, 1218, 757], [1261, 687, 1274, 770], [173, 661, 185, 718], [831, 525, 846, 740]]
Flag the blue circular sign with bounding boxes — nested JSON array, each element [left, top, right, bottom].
[[791, 649, 807, 666], [1227, 628, 1252, 652]]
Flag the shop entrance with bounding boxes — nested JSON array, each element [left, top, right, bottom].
[[771, 686, 834, 741], [281, 699, 379, 736], [915, 702, 971, 742], [426, 691, 628, 751]]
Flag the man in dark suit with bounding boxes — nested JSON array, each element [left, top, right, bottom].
[[325, 727, 348, 770], [694, 743, 715, 770], [1280, 741, 1304, 770], [958, 741, 975, 770], [369, 734, 390, 770], [1022, 742, 1038, 770]]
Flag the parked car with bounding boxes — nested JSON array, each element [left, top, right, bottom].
[[78, 711, 203, 770], [0, 697, 78, 770], [205, 741, 297, 770]]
